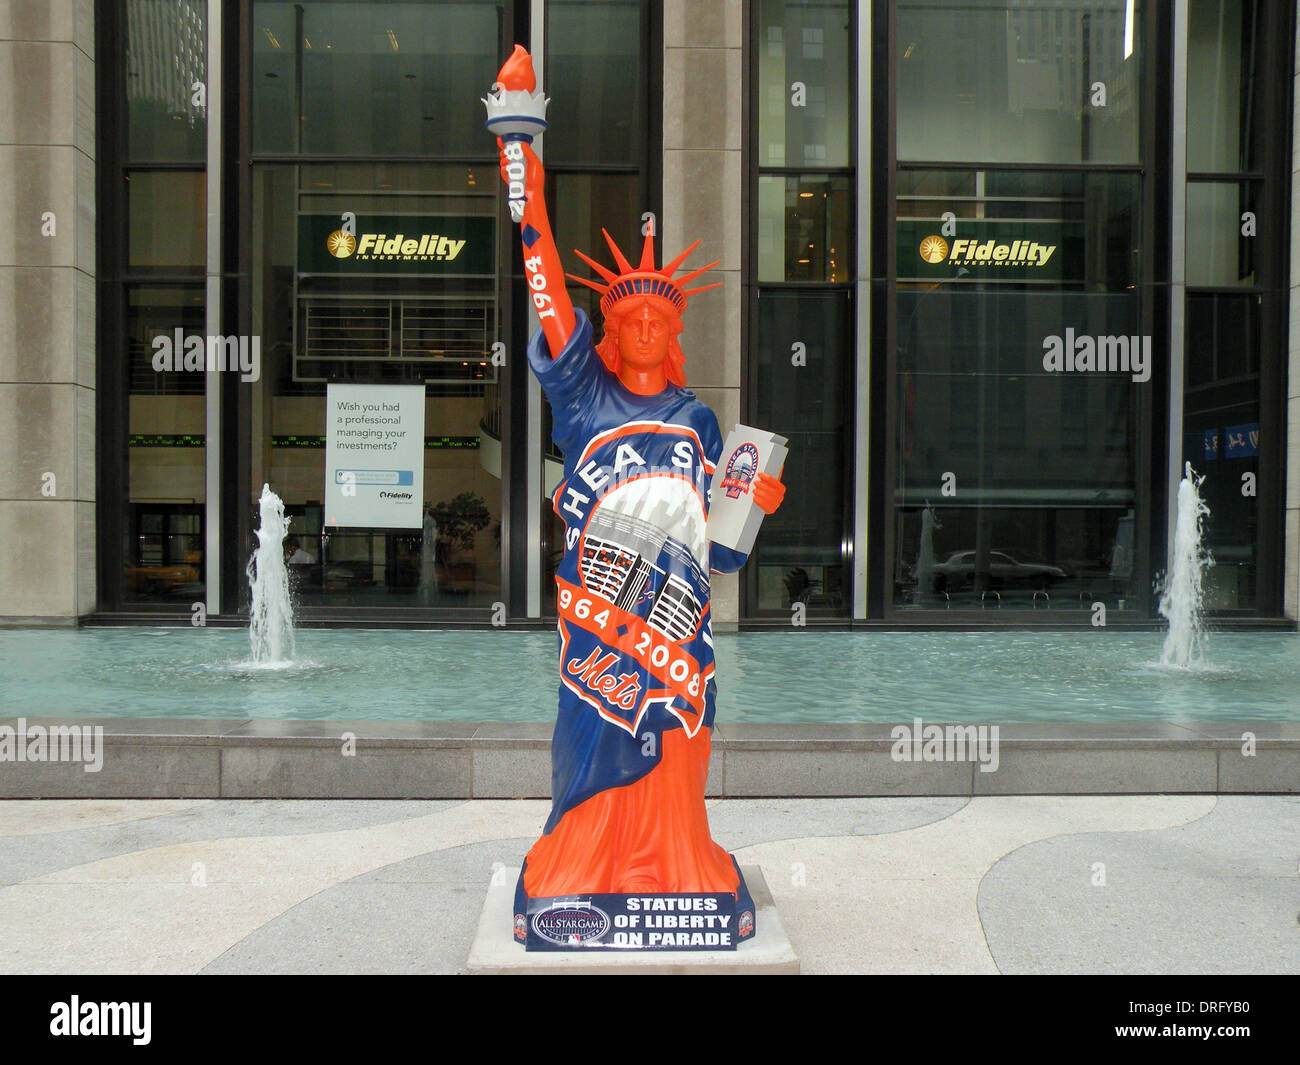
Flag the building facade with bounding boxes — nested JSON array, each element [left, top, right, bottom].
[[1, 0, 1296, 628]]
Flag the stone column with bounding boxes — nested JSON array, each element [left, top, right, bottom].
[[0, 0, 96, 623], [663, 0, 744, 628]]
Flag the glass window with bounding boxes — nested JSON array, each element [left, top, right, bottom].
[[127, 171, 206, 274], [894, 281, 1142, 611], [897, 0, 1141, 165], [124, 285, 207, 604], [896, 169, 1140, 291], [1183, 293, 1260, 609], [252, 1, 504, 157], [545, 0, 643, 165], [1187, 0, 1260, 173], [549, 171, 642, 315], [1186, 181, 1258, 286], [126, 284, 207, 397], [752, 2, 854, 618], [1186, 291, 1259, 387], [757, 174, 852, 282], [752, 289, 851, 614], [1180, 1, 1275, 614], [251, 162, 503, 609], [126, 0, 207, 163], [756, 0, 853, 168]]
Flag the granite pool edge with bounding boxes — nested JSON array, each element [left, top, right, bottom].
[[0, 717, 1296, 798]]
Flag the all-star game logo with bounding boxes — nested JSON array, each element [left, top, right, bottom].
[[531, 900, 612, 946], [719, 443, 760, 499]]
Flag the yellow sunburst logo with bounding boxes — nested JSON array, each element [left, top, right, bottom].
[[919, 235, 949, 264], [327, 230, 356, 258]]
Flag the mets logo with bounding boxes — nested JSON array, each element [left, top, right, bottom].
[[719, 443, 760, 499], [532, 901, 611, 946]]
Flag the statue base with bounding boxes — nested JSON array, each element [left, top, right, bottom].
[[513, 858, 755, 951], [466, 865, 798, 974]]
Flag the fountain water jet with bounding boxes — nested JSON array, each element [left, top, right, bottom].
[[1158, 462, 1211, 668], [247, 484, 295, 664]]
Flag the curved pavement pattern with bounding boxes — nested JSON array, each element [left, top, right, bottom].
[[1, 795, 1293, 974], [978, 796, 1300, 974]]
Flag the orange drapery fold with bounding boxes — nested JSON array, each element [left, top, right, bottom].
[[522, 727, 739, 898]]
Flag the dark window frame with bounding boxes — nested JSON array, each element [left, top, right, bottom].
[[877, 0, 1159, 625], [742, 0, 858, 625], [235, 0, 661, 625], [97, 0, 213, 615]]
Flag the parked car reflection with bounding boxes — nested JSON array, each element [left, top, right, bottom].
[[323, 561, 375, 592], [930, 550, 1068, 593]]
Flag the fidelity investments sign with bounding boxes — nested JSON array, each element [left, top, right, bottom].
[[900, 220, 1069, 281], [334, 230, 467, 262], [298, 214, 494, 276], [919, 234, 1056, 268]]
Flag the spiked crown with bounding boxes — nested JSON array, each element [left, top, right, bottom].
[[568, 229, 722, 320]]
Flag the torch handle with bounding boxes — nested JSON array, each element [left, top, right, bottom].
[[501, 138, 530, 224]]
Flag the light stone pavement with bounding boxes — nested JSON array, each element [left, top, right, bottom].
[[0, 796, 1295, 975]]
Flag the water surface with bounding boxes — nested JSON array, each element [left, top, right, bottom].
[[2, 628, 1298, 722]]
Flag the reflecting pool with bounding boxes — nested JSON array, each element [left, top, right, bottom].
[[1, 628, 1298, 722]]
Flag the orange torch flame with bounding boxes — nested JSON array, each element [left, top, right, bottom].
[[495, 44, 536, 93]]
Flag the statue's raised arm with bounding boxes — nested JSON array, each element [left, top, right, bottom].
[[483, 45, 575, 358]]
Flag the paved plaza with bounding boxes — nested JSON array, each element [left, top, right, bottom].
[[0, 795, 1295, 974]]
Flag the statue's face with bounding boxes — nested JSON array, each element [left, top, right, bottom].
[[616, 299, 672, 372]]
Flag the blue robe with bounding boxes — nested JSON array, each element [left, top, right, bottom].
[[526, 308, 747, 835]]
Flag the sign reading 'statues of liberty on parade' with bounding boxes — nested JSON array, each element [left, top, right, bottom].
[[484, 45, 789, 952]]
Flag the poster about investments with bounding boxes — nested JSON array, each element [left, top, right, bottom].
[[325, 384, 426, 529]]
